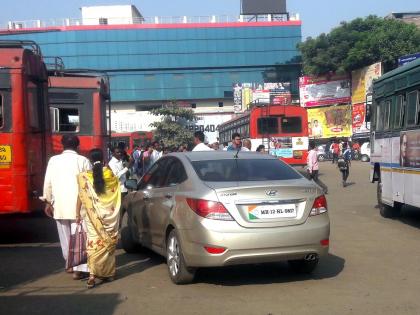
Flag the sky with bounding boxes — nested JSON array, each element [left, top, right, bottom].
[[1, 0, 419, 39]]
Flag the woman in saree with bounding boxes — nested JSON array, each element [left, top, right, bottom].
[[77, 148, 121, 288]]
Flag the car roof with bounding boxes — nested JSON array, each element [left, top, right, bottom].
[[167, 151, 277, 162]]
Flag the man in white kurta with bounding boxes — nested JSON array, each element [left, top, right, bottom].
[[42, 135, 91, 277]]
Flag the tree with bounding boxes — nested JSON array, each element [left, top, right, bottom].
[[149, 103, 197, 149], [299, 16, 420, 75]]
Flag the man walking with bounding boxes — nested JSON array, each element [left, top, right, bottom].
[[192, 131, 213, 151], [307, 142, 328, 194], [42, 135, 90, 279]]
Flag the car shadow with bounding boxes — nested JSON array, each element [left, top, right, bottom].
[[115, 247, 164, 281], [194, 253, 345, 286], [0, 293, 122, 315]]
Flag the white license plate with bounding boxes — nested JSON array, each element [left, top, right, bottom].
[[248, 204, 296, 220]]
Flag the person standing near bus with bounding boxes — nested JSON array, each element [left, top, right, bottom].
[[331, 141, 340, 164], [109, 147, 133, 198], [242, 139, 252, 151], [150, 141, 163, 165], [337, 143, 352, 187], [226, 133, 244, 151], [42, 134, 91, 279], [193, 131, 213, 151], [306, 142, 328, 194]]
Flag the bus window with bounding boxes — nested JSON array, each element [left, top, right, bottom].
[[281, 117, 302, 133], [51, 107, 80, 132], [394, 95, 405, 129], [407, 91, 418, 126], [257, 117, 278, 134], [0, 94, 3, 129], [384, 100, 391, 130], [376, 102, 384, 131]]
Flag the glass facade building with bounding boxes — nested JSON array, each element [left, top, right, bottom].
[[0, 21, 302, 106]]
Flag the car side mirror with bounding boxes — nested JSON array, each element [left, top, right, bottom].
[[125, 179, 138, 191]]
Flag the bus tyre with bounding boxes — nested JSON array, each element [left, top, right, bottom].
[[377, 183, 401, 218], [166, 230, 196, 284], [120, 212, 140, 253]]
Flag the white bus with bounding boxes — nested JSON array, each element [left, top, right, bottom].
[[370, 58, 420, 218]]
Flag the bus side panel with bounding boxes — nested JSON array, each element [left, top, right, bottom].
[[379, 137, 393, 205], [391, 136, 404, 204], [10, 70, 31, 213]]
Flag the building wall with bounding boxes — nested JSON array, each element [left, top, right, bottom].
[[81, 5, 143, 25], [0, 22, 301, 107]]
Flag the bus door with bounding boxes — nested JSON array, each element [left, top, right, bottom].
[[26, 79, 49, 210]]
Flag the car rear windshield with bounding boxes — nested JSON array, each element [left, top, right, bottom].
[[191, 159, 302, 182]]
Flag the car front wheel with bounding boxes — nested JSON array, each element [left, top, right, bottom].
[[166, 229, 196, 284]]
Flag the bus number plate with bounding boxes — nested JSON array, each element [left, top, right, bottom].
[[0, 145, 12, 168]]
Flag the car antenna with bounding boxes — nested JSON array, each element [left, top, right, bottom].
[[233, 146, 241, 159]]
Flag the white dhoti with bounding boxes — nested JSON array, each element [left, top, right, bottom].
[[56, 219, 89, 272]]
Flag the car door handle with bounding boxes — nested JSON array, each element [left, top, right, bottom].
[[165, 194, 172, 199]]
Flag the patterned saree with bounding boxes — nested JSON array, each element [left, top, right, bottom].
[[77, 167, 121, 278]]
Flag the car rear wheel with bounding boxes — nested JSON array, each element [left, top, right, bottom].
[[288, 258, 319, 274], [361, 154, 370, 162], [121, 211, 140, 253], [377, 183, 401, 218], [166, 230, 196, 284]]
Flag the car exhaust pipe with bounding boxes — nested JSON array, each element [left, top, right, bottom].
[[304, 253, 318, 261]]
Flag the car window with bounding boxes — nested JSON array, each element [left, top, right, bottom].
[[165, 159, 187, 186], [138, 158, 170, 189], [191, 159, 302, 182]]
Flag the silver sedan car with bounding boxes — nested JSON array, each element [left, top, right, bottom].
[[122, 151, 330, 284]]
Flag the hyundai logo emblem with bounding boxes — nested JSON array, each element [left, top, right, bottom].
[[266, 190, 278, 196]]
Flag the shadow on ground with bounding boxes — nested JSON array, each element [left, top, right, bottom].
[[0, 294, 122, 315], [195, 253, 345, 286]]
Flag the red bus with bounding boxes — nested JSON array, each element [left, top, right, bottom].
[[219, 105, 309, 165], [110, 131, 154, 155], [0, 41, 49, 214], [48, 69, 111, 157]]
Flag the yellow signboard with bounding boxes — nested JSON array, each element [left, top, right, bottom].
[[0, 145, 12, 168], [308, 105, 352, 139]]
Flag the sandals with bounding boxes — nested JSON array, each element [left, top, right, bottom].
[[73, 272, 89, 280], [86, 276, 96, 289]]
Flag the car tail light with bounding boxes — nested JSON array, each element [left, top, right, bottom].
[[204, 246, 227, 254], [320, 239, 329, 246], [186, 198, 234, 221], [310, 195, 328, 216]]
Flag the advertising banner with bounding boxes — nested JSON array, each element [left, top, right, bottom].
[[307, 105, 352, 138], [299, 75, 351, 108], [351, 62, 382, 104], [233, 82, 291, 111], [352, 103, 370, 135], [233, 83, 243, 113], [400, 131, 420, 168]]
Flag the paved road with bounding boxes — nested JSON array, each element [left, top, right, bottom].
[[1, 162, 420, 315]]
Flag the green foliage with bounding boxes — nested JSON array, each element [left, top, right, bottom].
[[149, 103, 197, 149], [299, 16, 420, 75]]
